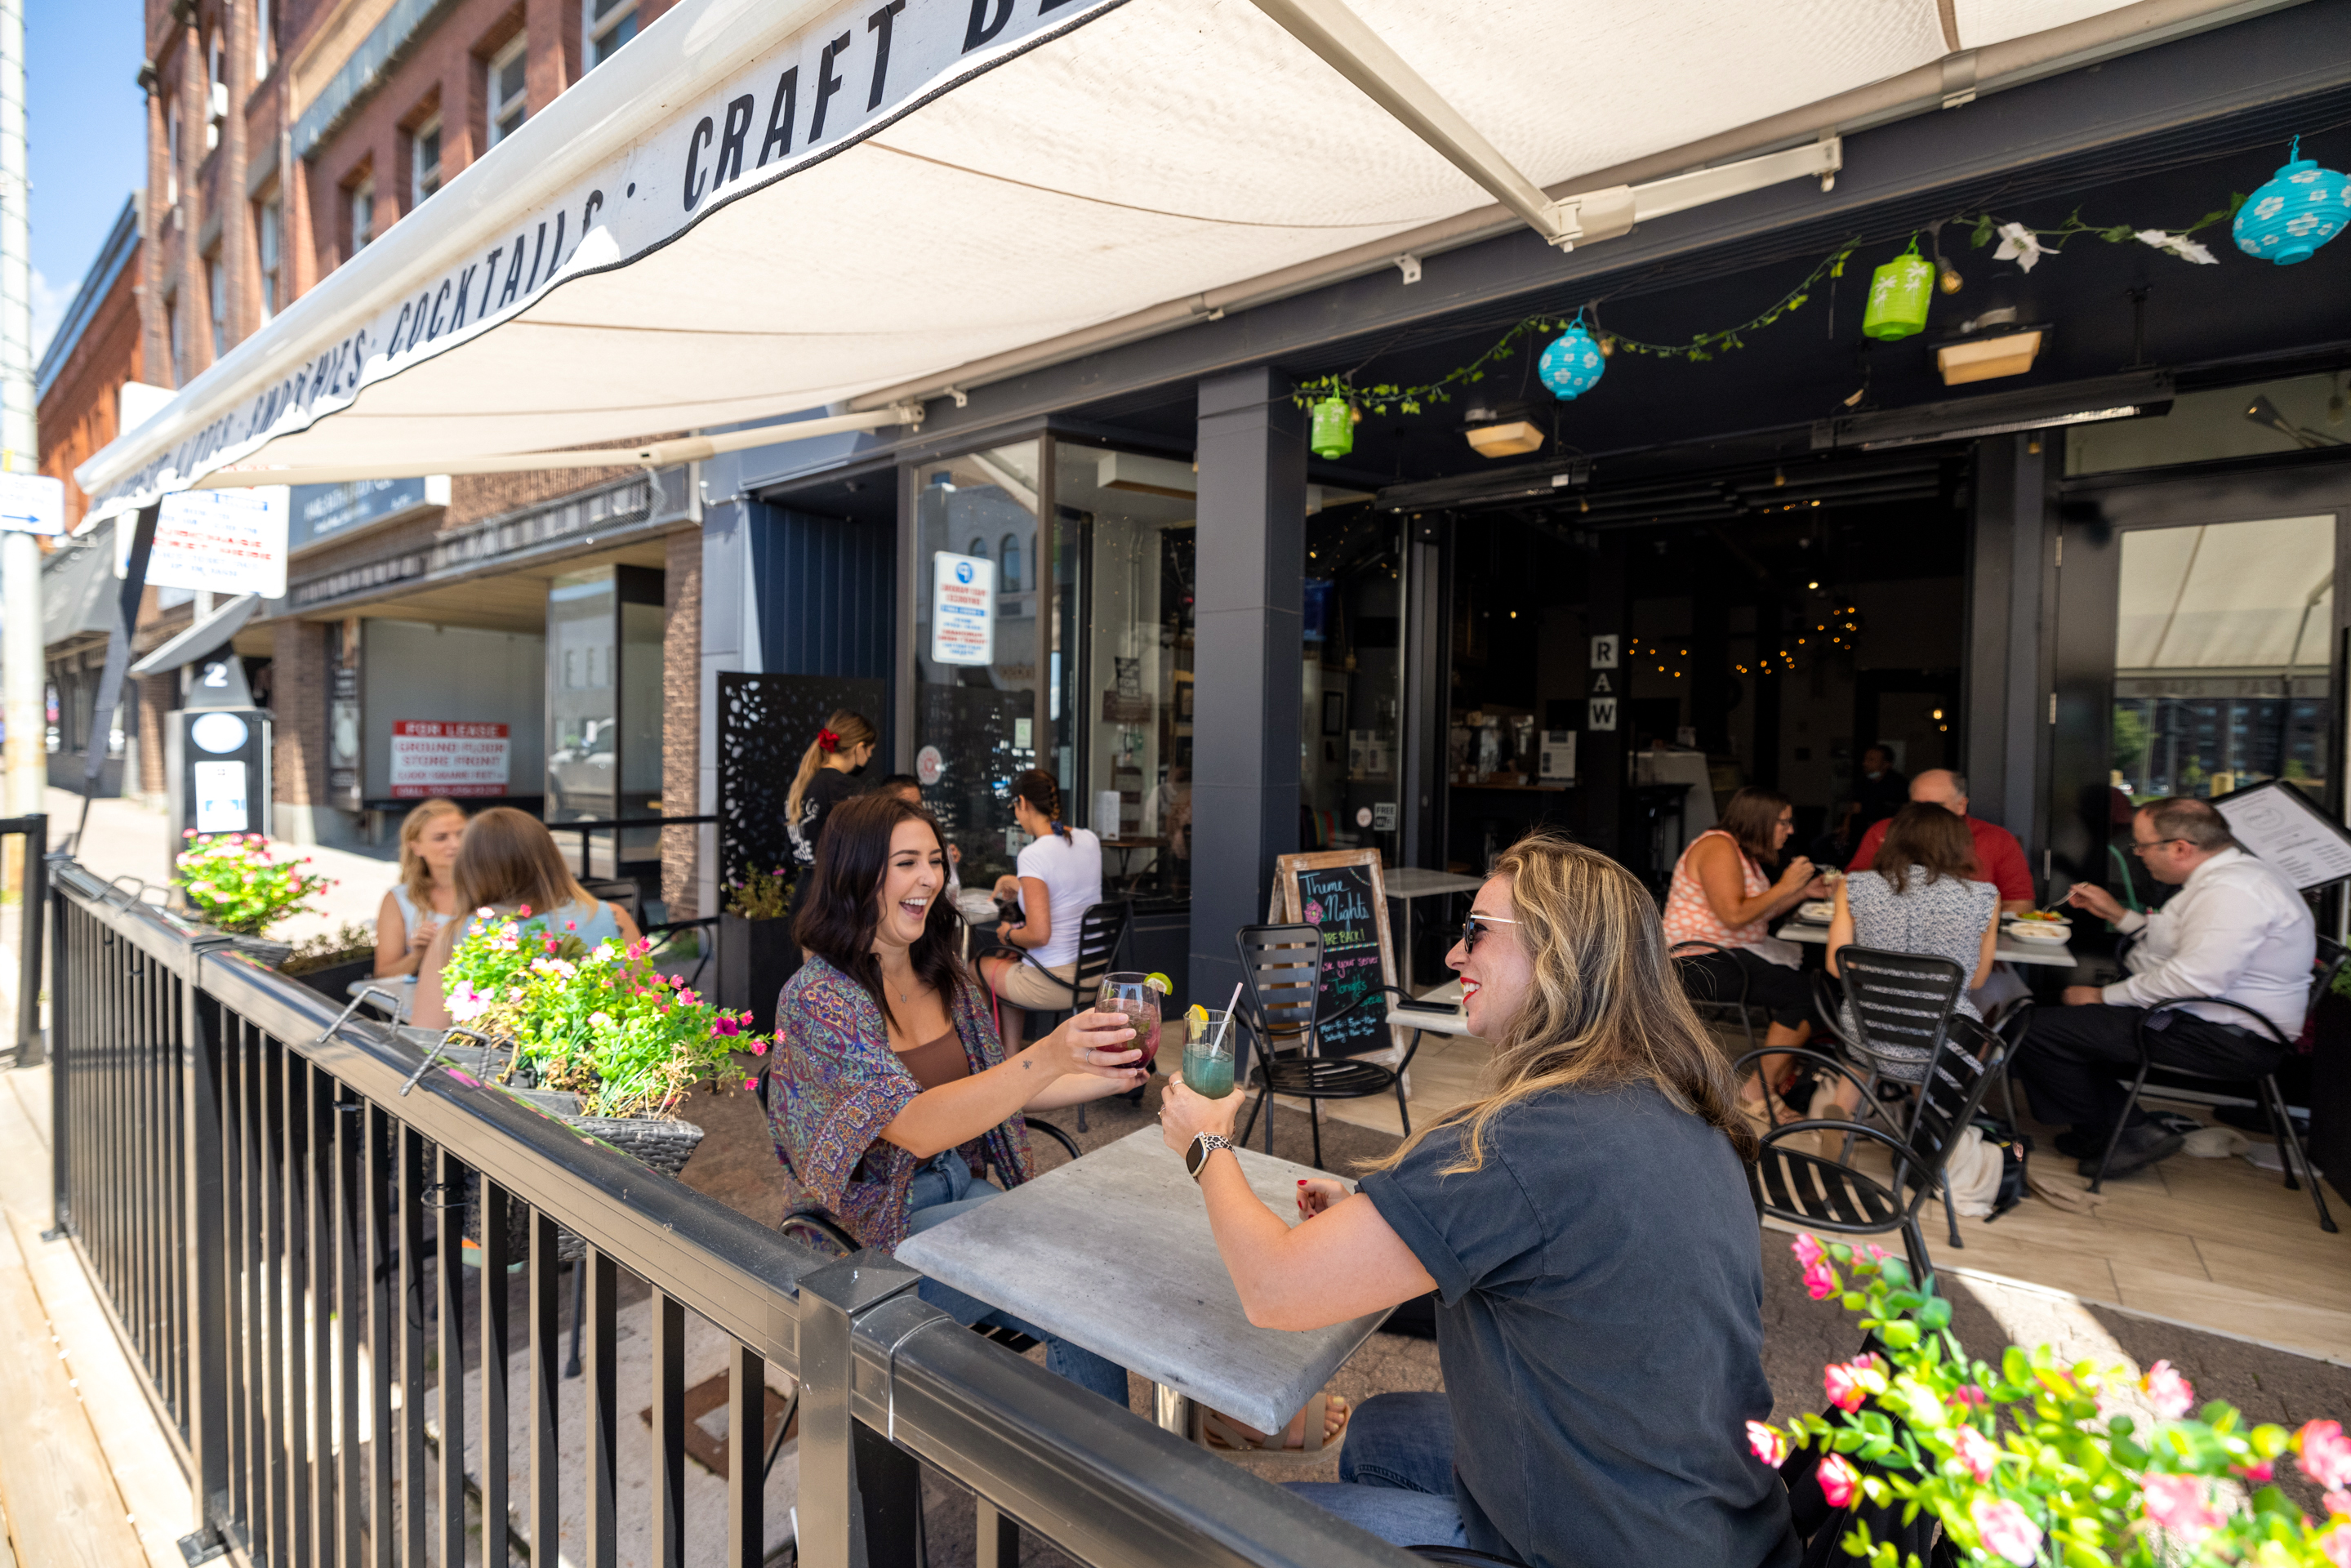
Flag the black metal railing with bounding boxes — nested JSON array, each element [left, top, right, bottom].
[[42, 853, 1411, 1568], [1, 813, 47, 1065]]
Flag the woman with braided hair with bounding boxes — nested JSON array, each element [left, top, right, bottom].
[[980, 768, 1102, 1049]]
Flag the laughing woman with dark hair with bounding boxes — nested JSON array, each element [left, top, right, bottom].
[[765, 791, 1142, 1403]]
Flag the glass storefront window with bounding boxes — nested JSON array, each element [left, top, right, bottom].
[[2112, 514, 2334, 803], [1056, 443, 1197, 894], [548, 568, 620, 823], [912, 443, 1044, 890], [1302, 502, 1406, 860]]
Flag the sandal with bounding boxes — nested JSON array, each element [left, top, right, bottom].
[[1199, 1392, 1350, 1464]]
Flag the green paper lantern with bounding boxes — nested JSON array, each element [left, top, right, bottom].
[[1310, 398, 1355, 460], [1862, 244, 1935, 341]]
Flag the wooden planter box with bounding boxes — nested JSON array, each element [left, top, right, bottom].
[[717, 913, 799, 1036]]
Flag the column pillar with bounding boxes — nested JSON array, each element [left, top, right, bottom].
[[1189, 368, 1306, 1038], [1961, 434, 2048, 864]]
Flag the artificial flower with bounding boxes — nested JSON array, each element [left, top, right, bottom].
[[1951, 1423, 1997, 1484], [1803, 1260, 1838, 1300], [1824, 1355, 1888, 1413], [1747, 1421, 1788, 1468], [1971, 1496, 2042, 1566], [1792, 1234, 1823, 1268], [2320, 1523, 2351, 1568], [2139, 1472, 2229, 1542], [2135, 229, 2219, 265], [2324, 1490, 2351, 1520], [741, 1077, 759, 1093], [1992, 221, 2047, 272], [2302, 1421, 2351, 1491]]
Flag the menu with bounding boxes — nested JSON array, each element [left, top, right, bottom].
[[1273, 849, 1406, 1058], [2211, 779, 2351, 890]]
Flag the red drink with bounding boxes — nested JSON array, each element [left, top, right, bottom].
[[1101, 973, 1162, 1067]]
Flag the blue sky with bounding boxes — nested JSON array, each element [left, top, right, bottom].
[[28, 2, 148, 365]]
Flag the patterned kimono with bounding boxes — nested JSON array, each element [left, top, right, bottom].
[[765, 955, 1035, 1251]]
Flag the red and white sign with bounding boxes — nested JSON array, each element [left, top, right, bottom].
[[390, 720, 510, 798]]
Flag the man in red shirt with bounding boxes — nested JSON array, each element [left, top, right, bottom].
[[1847, 768, 2033, 915]]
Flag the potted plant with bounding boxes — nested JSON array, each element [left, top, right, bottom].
[[716, 864, 797, 1036], [172, 831, 336, 966], [1755, 1235, 2351, 1568], [281, 920, 380, 1004]]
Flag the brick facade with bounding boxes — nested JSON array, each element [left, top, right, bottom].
[[35, 221, 145, 533], [661, 522, 701, 916]]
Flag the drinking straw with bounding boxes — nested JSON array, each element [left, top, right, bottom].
[[1210, 982, 1243, 1054]]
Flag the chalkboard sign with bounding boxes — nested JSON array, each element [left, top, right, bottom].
[[1273, 849, 1406, 1059]]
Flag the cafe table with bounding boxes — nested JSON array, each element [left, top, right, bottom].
[[1773, 916, 2078, 969], [893, 1125, 1391, 1439]]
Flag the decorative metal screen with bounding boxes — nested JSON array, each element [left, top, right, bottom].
[[717, 671, 887, 892]]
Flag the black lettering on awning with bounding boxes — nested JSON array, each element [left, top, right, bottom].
[[683, 114, 715, 210], [543, 211, 567, 287], [964, 0, 1011, 50], [427, 278, 453, 339], [451, 265, 479, 329], [480, 249, 505, 318], [810, 32, 851, 140], [866, 1, 906, 109], [524, 220, 548, 292], [390, 301, 414, 356], [757, 69, 798, 166], [714, 93, 755, 187], [496, 236, 528, 308]]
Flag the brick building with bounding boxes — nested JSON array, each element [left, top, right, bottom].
[[132, 0, 703, 913]]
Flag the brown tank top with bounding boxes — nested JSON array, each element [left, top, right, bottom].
[[897, 1027, 970, 1090]]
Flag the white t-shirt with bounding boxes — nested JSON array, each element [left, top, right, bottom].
[[1017, 827, 1102, 969]]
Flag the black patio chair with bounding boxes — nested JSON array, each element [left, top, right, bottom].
[[1671, 939, 1766, 1058], [2084, 933, 2343, 1232], [1745, 1010, 2012, 1278], [1232, 924, 1417, 1169], [978, 899, 1134, 1129], [1836, 946, 1969, 1096]]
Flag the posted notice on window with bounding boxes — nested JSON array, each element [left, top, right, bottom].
[[142, 487, 292, 598], [390, 720, 510, 798], [931, 552, 995, 666]]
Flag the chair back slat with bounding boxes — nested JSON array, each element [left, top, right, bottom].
[[1903, 1014, 2008, 1177], [1237, 924, 1323, 1046], [1070, 900, 1133, 1010], [1839, 947, 1967, 1074]]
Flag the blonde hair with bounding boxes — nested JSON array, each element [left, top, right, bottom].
[[397, 799, 466, 910], [786, 710, 878, 825], [454, 808, 594, 918], [1365, 831, 1757, 1176]]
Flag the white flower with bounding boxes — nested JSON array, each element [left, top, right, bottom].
[[2135, 229, 2219, 265], [1992, 221, 2047, 272], [447, 985, 488, 1022]]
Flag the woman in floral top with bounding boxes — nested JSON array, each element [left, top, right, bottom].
[[766, 791, 1145, 1404]]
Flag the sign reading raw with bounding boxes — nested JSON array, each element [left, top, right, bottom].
[[390, 720, 510, 798], [1271, 849, 1406, 1059]]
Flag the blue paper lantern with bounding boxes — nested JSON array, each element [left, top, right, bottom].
[[1538, 323, 1606, 400], [2233, 139, 2351, 265]]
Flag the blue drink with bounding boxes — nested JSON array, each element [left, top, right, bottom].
[[1182, 1011, 1235, 1098]]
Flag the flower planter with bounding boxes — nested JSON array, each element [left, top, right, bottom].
[[717, 912, 799, 1036]]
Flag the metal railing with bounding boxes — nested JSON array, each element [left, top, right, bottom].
[[1, 813, 46, 1064], [42, 853, 1409, 1568]]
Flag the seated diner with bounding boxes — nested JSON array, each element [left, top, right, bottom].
[[1662, 786, 1823, 1125], [978, 768, 1103, 1049], [1158, 831, 1793, 1568], [411, 808, 643, 1028], [374, 797, 466, 978]]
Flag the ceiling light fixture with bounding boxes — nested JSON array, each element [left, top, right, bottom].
[[1462, 403, 1545, 458]]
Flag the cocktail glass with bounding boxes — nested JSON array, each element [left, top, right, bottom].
[[1099, 972, 1161, 1067], [1182, 1009, 1235, 1099]]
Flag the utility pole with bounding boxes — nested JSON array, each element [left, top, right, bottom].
[[0, 0, 39, 840]]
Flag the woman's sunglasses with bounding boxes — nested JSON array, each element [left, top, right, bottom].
[[1461, 912, 1521, 951]]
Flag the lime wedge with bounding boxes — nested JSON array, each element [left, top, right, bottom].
[[1145, 972, 1173, 995]]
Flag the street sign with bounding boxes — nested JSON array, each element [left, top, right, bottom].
[[145, 488, 292, 598], [0, 472, 66, 536]]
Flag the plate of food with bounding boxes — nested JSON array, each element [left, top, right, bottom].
[[2006, 918, 2071, 942], [1796, 899, 1835, 924]]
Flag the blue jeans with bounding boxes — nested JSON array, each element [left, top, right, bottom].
[[904, 1153, 1132, 1408], [1289, 1392, 1470, 1548]]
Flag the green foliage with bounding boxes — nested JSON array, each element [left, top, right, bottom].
[[2111, 707, 2151, 780], [1770, 1236, 2351, 1568], [442, 911, 752, 1120], [280, 921, 377, 975], [174, 832, 335, 937], [724, 866, 793, 920]]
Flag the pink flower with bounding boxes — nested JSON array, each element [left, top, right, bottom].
[[741, 1077, 759, 1093], [750, 1040, 768, 1055], [713, 1016, 740, 1037], [2303, 1422, 2351, 1492], [2139, 1473, 2228, 1542], [2231, 1460, 2273, 1485], [2319, 1523, 2351, 1568], [1971, 1496, 2042, 1566], [1951, 1423, 1997, 1483], [1792, 1234, 1823, 1268], [1950, 1384, 1988, 1410], [566, 920, 577, 931], [1803, 1260, 1839, 1300], [1815, 1454, 1859, 1509], [1747, 1421, 1788, 1468], [1823, 1355, 1887, 1413], [678, 988, 700, 1006], [519, 904, 532, 917], [2324, 1490, 2351, 1520], [2141, 1360, 2194, 1420]]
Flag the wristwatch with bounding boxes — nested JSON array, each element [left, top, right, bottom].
[[1185, 1132, 1234, 1182]]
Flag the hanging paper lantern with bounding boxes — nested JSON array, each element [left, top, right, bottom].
[[1862, 243, 1935, 341], [2233, 139, 2351, 265], [1309, 397, 1355, 460], [1538, 324, 1607, 400]]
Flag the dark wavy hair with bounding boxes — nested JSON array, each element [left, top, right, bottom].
[[1872, 801, 1979, 894], [792, 791, 964, 1032], [1009, 768, 1073, 844]]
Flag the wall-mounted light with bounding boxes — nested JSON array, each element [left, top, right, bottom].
[[1463, 403, 1545, 457], [1936, 309, 2048, 385]]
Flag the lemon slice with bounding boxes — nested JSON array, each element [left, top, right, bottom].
[[1145, 972, 1173, 995], [1185, 1002, 1209, 1027]]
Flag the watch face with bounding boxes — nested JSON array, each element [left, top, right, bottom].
[[1187, 1135, 1210, 1176]]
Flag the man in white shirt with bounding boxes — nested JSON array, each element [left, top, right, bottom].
[[2019, 797, 2315, 1178]]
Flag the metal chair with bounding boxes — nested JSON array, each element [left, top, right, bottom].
[[1746, 1012, 2012, 1279], [2085, 933, 2344, 1232], [1671, 939, 1764, 1057], [1835, 947, 1969, 1094], [1231, 924, 1417, 1169]]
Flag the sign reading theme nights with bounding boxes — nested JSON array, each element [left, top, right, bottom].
[[88, 0, 1120, 514]]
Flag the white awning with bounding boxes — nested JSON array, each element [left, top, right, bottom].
[[81, 0, 2183, 514]]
